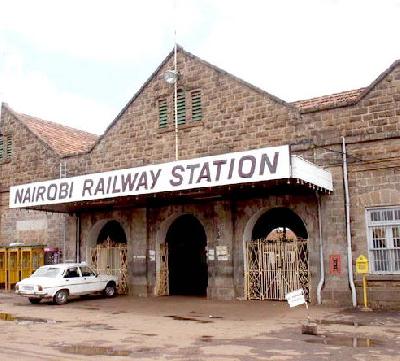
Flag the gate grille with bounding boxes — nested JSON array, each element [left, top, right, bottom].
[[156, 243, 169, 296], [88, 239, 128, 294], [245, 238, 309, 300]]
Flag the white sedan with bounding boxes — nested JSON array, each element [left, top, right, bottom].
[[15, 263, 118, 305]]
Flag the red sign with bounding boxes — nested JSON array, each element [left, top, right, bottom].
[[329, 255, 341, 275]]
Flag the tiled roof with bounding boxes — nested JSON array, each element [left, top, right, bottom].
[[291, 88, 366, 113], [14, 111, 98, 157]]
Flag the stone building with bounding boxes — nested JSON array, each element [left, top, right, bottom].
[[1, 47, 399, 308]]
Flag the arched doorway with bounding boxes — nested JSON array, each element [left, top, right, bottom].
[[252, 207, 308, 241], [89, 219, 128, 294], [97, 220, 127, 245], [166, 214, 208, 296], [245, 207, 309, 300]]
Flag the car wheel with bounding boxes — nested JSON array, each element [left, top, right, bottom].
[[28, 298, 41, 304], [54, 289, 69, 305], [103, 282, 116, 297]]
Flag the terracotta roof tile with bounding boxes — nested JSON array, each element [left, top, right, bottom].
[[292, 88, 366, 112], [15, 112, 98, 156]]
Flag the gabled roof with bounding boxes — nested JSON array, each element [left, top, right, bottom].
[[92, 45, 296, 149], [293, 59, 400, 113], [3, 104, 98, 157], [292, 88, 366, 112]]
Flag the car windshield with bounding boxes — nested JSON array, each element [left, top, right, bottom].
[[31, 267, 62, 278]]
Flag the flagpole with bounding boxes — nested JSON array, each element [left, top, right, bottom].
[[174, 41, 178, 161], [173, 1, 179, 161]]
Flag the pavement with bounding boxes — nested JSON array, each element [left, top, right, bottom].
[[0, 291, 399, 360]]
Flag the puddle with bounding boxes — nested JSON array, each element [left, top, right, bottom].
[[305, 335, 383, 348], [0, 312, 56, 324], [200, 335, 213, 342], [317, 319, 367, 327], [59, 345, 130, 356], [78, 323, 116, 331], [165, 315, 212, 324]]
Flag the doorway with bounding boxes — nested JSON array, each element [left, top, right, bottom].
[[245, 207, 309, 300], [166, 215, 208, 296]]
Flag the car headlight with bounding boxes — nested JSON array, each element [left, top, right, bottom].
[[15, 284, 19, 291], [37, 285, 43, 291]]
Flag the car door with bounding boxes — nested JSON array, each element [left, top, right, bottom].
[[79, 265, 103, 292], [63, 266, 84, 295]]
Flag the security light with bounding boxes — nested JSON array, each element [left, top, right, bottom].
[[164, 70, 178, 84]]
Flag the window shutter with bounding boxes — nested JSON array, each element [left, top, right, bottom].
[[191, 90, 202, 121], [6, 136, 12, 158], [0, 137, 3, 161], [174, 89, 186, 125], [159, 99, 168, 128]]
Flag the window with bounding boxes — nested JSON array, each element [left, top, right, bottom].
[[80, 266, 96, 277], [158, 89, 203, 128], [158, 99, 168, 128], [191, 90, 202, 121], [366, 207, 400, 273], [0, 134, 12, 162], [174, 89, 186, 125], [64, 267, 80, 278]]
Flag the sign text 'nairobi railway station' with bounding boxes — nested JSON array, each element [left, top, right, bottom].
[[10, 145, 290, 208]]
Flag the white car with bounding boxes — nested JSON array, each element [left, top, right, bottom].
[[15, 263, 118, 305]]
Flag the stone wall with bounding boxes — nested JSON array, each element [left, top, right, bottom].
[[1, 50, 400, 306]]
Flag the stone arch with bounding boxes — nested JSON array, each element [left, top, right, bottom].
[[155, 212, 208, 296], [87, 218, 128, 249], [242, 206, 309, 289]]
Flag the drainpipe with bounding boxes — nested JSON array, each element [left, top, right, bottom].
[[75, 213, 80, 262], [316, 193, 324, 304], [342, 137, 357, 307]]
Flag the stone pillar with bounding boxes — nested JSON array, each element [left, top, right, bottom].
[[208, 200, 235, 300], [128, 208, 148, 297]]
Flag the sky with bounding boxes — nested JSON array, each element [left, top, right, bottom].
[[0, 0, 399, 135]]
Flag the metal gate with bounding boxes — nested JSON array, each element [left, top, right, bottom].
[[156, 243, 169, 296], [245, 238, 309, 300], [88, 239, 128, 294]]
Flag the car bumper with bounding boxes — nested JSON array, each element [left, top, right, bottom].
[[15, 290, 49, 299]]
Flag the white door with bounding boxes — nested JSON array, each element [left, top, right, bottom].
[[79, 265, 103, 292], [63, 266, 84, 295]]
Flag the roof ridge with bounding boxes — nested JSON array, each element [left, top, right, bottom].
[[16, 111, 98, 138], [2, 104, 97, 157], [293, 59, 400, 113]]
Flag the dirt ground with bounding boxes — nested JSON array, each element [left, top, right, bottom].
[[0, 292, 399, 361]]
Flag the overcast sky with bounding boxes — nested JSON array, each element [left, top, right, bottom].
[[1, 0, 399, 134]]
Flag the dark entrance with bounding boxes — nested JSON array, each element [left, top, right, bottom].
[[97, 220, 127, 245], [252, 207, 308, 240], [166, 215, 208, 296]]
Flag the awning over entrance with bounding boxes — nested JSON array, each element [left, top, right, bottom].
[[9, 144, 333, 212]]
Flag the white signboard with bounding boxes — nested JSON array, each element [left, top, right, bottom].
[[216, 245, 229, 261], [9, 145, 290, 208], [285, 289, 306, 308]]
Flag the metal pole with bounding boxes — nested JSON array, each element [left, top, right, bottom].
[[316, 193, 325, 304], [342, 137, 357, 307], [174, 42, 178, 161]]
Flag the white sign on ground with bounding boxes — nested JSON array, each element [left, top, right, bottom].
[[285, 289, 306, 308]]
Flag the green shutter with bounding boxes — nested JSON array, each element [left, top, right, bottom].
[[159, 99, 168, 128], [6, 136, 12, 158], [174, 89, 186, 125], [191, 90, 202, 121], [0, 137, 3, 161]]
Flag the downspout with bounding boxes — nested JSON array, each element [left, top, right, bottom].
[[75, 213, 80, 262], [316, 193, 324, 304], [342, 137, 357, 307]]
